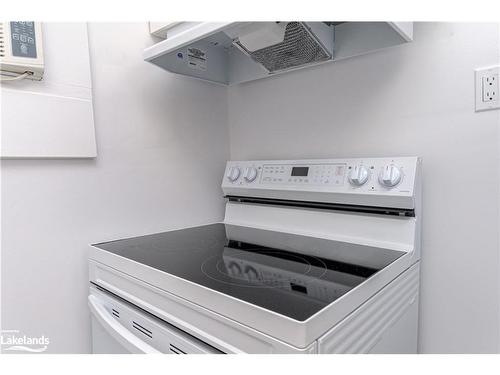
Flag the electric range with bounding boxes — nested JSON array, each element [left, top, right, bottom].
[[88, 157, 422, 354]]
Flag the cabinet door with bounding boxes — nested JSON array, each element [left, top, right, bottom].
[[149, 22, 181, 39]]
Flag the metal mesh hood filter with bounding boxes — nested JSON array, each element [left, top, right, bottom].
[[235, 22, 332, 73]]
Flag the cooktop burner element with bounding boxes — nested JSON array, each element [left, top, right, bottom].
[[93, 223, 404, 321]]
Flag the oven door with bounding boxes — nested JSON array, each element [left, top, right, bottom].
[[89, 286, 220, 354]]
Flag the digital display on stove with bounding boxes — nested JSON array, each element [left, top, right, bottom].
[[291, 167, 309, 177]]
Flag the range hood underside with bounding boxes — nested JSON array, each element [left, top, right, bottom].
[[144, 22, 413, 86]]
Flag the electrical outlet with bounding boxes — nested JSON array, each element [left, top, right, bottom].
[[482, 75, 498, 102], [475, 66, 499, 112]]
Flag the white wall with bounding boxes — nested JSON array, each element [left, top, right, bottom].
[[227, 22, 500, 353], [0, 23, 229, 353]]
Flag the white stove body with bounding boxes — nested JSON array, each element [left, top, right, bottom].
[[89, 157, 421, 354]]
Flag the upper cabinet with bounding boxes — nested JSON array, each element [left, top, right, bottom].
[[143, 22, 413, 85]]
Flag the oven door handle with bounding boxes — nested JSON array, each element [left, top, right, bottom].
[[88, 295, 160, 354]]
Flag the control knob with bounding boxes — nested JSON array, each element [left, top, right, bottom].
[[379, 165, 402, 187], [244, 167, 258, 182], [226, 166, 241, 182], [348, 165, 370, 186]]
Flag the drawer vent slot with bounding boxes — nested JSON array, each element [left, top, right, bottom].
[[169, 344, 186, 354], [132, 321, 152, 339]]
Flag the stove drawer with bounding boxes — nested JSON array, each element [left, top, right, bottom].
[[88, 259, 317, 354]]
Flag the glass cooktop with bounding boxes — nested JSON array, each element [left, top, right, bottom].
[[93, 224, 404, 321]]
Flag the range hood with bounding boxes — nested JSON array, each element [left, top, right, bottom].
[[143, 22, 413, 85]]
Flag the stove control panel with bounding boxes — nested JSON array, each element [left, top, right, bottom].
[[221, 157, 421, 209], [261, 163, 346, 186]]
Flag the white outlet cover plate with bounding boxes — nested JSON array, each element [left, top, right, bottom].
[[475, 65, 499, 112]]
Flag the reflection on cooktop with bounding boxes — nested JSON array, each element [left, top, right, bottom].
[[201, 241, 374, 306], [93, 223, 404, 321]]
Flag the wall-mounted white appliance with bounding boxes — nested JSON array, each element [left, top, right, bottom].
[[143, 22, 413, 85], [89, 156, 421, 353], [0, 21, 44, 81], [1, 23, 96, 159]]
